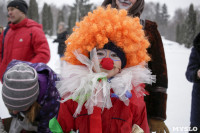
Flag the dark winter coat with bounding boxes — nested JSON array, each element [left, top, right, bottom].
[[5, 60, 60, 133], [1, 23, 10, 60], [0, 18, 50, 82], [186, 32, 200, 127], [58, 90, 149, 133], [102, 0, 168, 120], [53, 31, 68, 57], [143, 20, 168, 120]]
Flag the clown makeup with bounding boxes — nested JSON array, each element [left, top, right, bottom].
[[96, 49, 122, 78], [97, 49, 121, 61], [116, 0, 137, 10]]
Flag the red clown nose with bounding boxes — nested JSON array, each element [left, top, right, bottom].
[[100, 58, 114, 70]]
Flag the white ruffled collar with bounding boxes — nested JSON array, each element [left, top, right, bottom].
[[56, 49, 155, 116]]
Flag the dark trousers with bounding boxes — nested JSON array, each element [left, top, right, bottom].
[[189, 126, 200, 133]]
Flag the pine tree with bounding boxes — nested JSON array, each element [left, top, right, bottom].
[[176, 24, 180, 43], [184, 4, 197, 48], [160, 3, 169, 36], [197, 23, 200, 33], [48, 5, 53, 36], [42, 3, 49, 34], [62, 5, 71, 26], [141, 2, 156, 21], [155, 3, 161, 25], [27, 0, 39, 22], [161, 4, 169, 26], [79, 0, 93, 20], [0, 0, 7, 26], [68, 0, 94, 33], [42, 3, 54, 35], [56, 10, 64, 28], [68, 6, 76, 33]]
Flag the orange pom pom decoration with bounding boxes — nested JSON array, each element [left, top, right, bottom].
[[64, 5, 150, 68]]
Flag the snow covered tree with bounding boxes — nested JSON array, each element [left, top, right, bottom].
[[159, 3, 170, 37], [42, 3, 49, 34], [68, 0, 94, 33], [184, 4, 197, 48], [42, 3, 53, 35], [27, 0, 39, 22], [155, 3, 161, 25], [141, 2, 156, 21], [176, 23, 187, 45], [62, 5, 71, 26], [176, 24, 181, 43], [0, 0, 7, 26], [174, 9, 186, 43], [161, 4, 169, 26], [197, 23, 200, 33], [56, 9, 64, 28], [196, 9, 200, 35], [48, 5, 53, 35]]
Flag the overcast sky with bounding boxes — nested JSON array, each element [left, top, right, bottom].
[[38, 0, 200, 17]]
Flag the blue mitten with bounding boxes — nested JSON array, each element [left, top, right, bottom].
[[111, 90, 132, 99]]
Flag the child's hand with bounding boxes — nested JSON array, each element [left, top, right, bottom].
[[197, 69, 200, 79], [132, 124, 144, 133]]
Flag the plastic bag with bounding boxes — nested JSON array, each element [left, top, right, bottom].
[[9, 116, 37, 133]]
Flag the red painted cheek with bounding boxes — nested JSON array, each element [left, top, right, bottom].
[[100, 58, 114, 70]]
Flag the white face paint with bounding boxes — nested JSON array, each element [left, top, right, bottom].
[[94, 49, 122, 79], [116, 0, 137, 10]]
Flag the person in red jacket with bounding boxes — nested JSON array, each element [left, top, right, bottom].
[[56, 6, 155, 133], [0, 0, 50, 82]]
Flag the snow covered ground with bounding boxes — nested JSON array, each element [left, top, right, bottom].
[[163, 39, 192, 132], [0, 36, 193, 132]]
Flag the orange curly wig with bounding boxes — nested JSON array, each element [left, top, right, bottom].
[[64, 5, 150, 68]]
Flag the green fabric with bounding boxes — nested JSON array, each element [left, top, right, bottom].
[[49, 117, 63, 133], [97, 77, 107, 82]]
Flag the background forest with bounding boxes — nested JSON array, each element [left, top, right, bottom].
[[0, 0, 200, 48]]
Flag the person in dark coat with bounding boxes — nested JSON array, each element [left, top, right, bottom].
[[53, 22, 68, 58], [186, 32, 200, 133], [1, 15, 11, 66], [102, 0, 169, 132], [2, 60, 60, 133]]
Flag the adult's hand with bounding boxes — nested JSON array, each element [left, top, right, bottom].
[[149, 119, 169, 133]]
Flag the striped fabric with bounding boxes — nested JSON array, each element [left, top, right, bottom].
[[2, 63, 39, 111]]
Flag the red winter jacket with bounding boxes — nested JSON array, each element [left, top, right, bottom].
[[0, 18, 50, 82], [57, 90, 150, 133]]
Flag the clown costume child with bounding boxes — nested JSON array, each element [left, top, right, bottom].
[[56, 6, 155, 133]]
